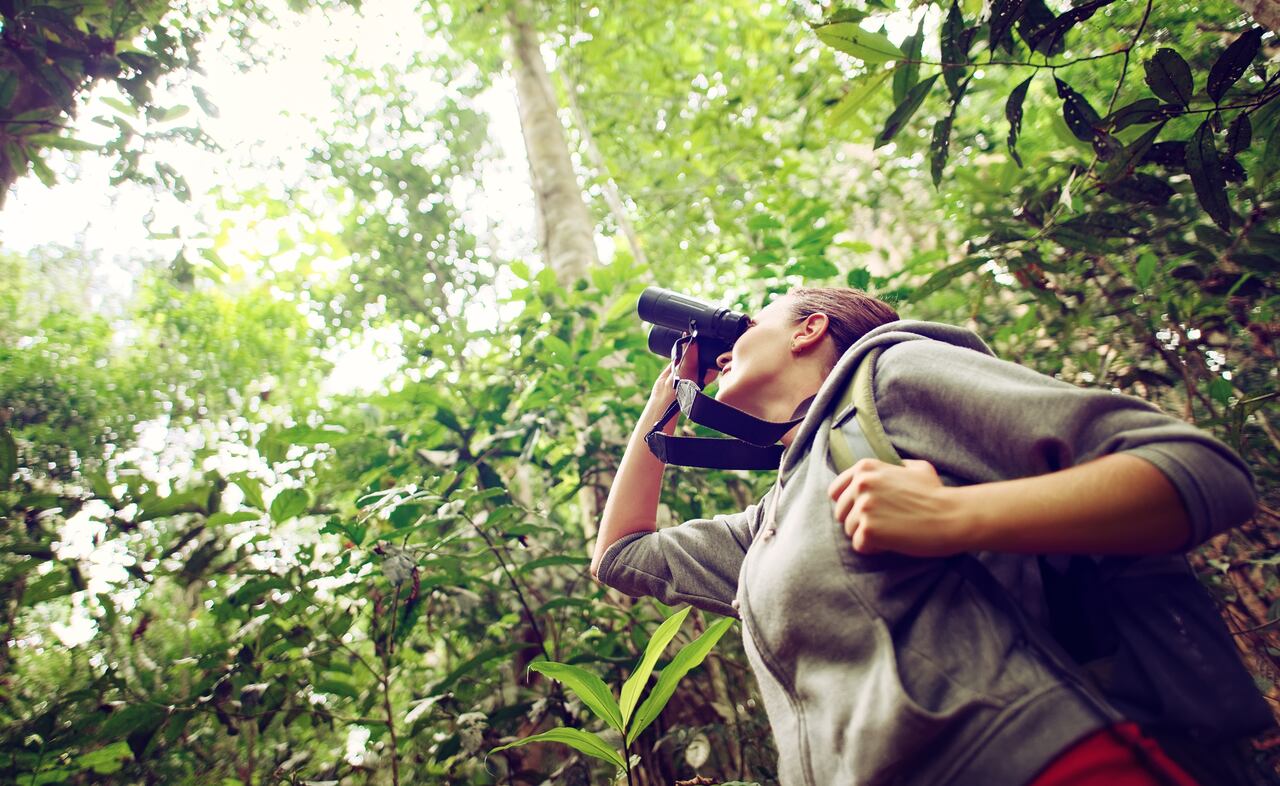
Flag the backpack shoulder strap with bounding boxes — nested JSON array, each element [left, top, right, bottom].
[[827, 346, 902, 472]]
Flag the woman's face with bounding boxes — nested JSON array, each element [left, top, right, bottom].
[[714, 295, 800, 413]]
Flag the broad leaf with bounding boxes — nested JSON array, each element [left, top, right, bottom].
[[814, 23, 904, 63], [940, 1, 974, 99], [0, 427, 15, 490], [931, 110, 955, 187], [1144, 49, 1194, 107], [1142, 140, 1186, 167], [1207, 27, 1263, 103], [529, 661, 623, 732], [1055, 78, 1101, 142], [1023, 0, 1115, 55], [875, 74, 939, 149], [1107, 98, 1164, 132], [1005, 75, 1033, 167], [490, 727, 625, 770], [1016, 0, 1064, 55], [892, 21, 924, 105], [619, 605, 690, 727], [988, 0, 1030, 52], [627, 617, 735, 745], [830, 70, 892, 128], [1100, 121, 1164, 183], [1105, 173, 1175, 206], [915, 255, 987, 300], [270, 488, 311, 523], [1186, 120, 1232, 230], [1226, 114, 1251, 155]]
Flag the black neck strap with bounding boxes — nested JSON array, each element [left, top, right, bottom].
[[644, 381, 807, 470]]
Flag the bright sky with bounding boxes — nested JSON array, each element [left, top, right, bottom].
[[0, 0, 538, 312], [4, 0, 552, 647]]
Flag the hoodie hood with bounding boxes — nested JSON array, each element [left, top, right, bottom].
[[780, 319, 995, 477]]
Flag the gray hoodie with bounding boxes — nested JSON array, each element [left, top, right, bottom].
[[597, 321, 1256, 786]]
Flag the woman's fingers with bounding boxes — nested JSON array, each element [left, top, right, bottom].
[[827, 458, 959, 556]]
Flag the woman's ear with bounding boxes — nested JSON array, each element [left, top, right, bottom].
[[792, 312, 830, 353]]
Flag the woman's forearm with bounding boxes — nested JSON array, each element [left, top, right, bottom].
[[957, 453, 1192, 554], [830, 453, 1194, 557], [590, 398, 676, 578]]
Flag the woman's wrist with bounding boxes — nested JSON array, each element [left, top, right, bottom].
[[943, 485, 988, 553]]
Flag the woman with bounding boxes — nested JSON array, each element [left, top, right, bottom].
[[590, 287, 1257, 786]]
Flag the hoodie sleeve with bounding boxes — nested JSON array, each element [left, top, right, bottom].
[[872, 339, 1257, 547], [595, 498, 765, 618]]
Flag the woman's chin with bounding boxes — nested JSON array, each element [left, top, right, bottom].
[[715, 381, 758, 415]]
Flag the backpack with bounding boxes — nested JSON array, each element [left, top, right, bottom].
[[824, 347, 1276, 783]]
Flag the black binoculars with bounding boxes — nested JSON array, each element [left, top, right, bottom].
[[637, 287, 750, 374]]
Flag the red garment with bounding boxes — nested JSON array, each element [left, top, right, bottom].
[[1028, 723, 1200, 786]]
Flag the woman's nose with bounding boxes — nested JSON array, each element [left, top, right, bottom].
[[715, 350, 733, 369]]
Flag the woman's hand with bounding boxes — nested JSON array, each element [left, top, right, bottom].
[[827, 458, 971, 556], [646, 338, 718, 413]]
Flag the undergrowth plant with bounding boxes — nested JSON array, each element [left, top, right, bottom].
[[490, 605, 735, 782]]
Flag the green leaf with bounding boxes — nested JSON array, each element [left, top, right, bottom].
[[490, 727, 625, 770], [76, 741, 133, 775], [543, 334, 571, 363], [1005, 75, 1033, 167], [1226, 114, 1251, 156], [529, 662, 623, 732], [914, 255, 986, 300], [1255, 117, 1280, 189], [1209, 376, 1234, 405], [316, 678, 360, 700], [234, 475, 266, 511], [875, 74, 938, 149], [101, 96, 135, 115], [22, 570, 74, 605], [830, 69, 892, 129], [1144, 49, 1194, 107], [1186, 120, 1232, 231], [1016, 0, 1064, 55], [1055, 78, 1101, 142], [1135, 252, 1158, 289], [988, 0, 1029, 52], [930, 110, 955, 187], [626, 616, 735, 745], [29, 151, 56, 187], [1023, 0, 1114, 54], [1107, 99, 1164, 132], [0, 72, 16, 108], [787, 257, 839, 279], [619, 606, 690, 727], [940, 1, 975, 99], [847, 268, 872, 289], [1105, 173, 1174, 206], [0, 426, 15, 490], [208, 511, 260, 528], [1100, 121, 1164, 183], [892, 21, 924, 105], [1207, 28, 1263, 104], [270, 488, 310, 523], [746, 214, 783, 231], [814, 23, 905, 63], [193, 85, 219, 118], [26, 134, 100, 152]]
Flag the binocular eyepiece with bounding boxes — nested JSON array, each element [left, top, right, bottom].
[[637, 287, 750, 370]]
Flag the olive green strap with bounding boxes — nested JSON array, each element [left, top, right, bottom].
[[827, 347, 902, 472]]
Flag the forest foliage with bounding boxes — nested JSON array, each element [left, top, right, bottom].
[[1, 0, 1279, 784]]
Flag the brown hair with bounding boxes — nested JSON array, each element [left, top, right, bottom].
[[787, 287, 900, 357]]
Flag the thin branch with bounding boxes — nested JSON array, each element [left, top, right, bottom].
[[1106, 0, 1156, 114]]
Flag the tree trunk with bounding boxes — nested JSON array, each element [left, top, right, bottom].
[[506, 0, 598, 287], [557, 68, 648, 268], [1230, 0, 1280, 30]]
